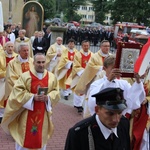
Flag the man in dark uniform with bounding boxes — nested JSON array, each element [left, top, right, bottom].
[[64, 87, 130, 150]]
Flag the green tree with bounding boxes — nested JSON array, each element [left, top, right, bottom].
[[64, 0, 85, 22], [38, 0, 56, 20], [91, 0, 107, 24], [106, 0, 150, 25]]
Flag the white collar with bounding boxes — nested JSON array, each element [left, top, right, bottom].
[[56, 43, 62, 47], [5, 51, 12, 58], [69, 48, 74, 53], [18, 55, 28, 63], [36, 72, 43, 80], [95, 114, 118, 139], [99, 49, 109, 57], [83, 52, 88, 56]]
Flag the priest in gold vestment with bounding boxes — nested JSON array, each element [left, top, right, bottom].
[[75, 40, 111, 95], [4, 43, 34, 103], [1, 53, 60, 150], [14, 29, 33, 58], [0, 42, 17, 122], [57, 39, 78, 100], [74, 40, 111, 117], [45, 37, 66, 73], [71, 40, 93, 113]]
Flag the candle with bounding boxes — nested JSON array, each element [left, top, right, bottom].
[[0, 1, 3, 30]]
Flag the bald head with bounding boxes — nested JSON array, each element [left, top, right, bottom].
[[56, 37, 63, 45], [5, 41, 14, 54]]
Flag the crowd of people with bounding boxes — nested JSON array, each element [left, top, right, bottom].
[[64, 26, 114, 46], [0, 22, 150, 150]]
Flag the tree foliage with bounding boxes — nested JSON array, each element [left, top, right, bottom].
[[38, 0, 56, 20], [91, 0, 150, 26], [92, 0, 108, 24], [110, 0, 150, 25], [62, 0, 86, 22]]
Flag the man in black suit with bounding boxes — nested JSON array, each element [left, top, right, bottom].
[[65, 87, 130, 150], [44, 26, 51, 51], [33, 31, 47, 55]]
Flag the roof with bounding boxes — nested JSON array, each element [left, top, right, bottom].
[[130, 29, 149, 35]]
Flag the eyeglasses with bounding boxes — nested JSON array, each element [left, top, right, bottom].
[[102, 45, 110, 47]]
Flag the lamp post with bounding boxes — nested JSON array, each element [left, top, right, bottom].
[[8, 0, 12, 23], [0, 1, 3, 28]]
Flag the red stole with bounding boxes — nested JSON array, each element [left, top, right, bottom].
[[66, 51, 75, 89], [6, 57, 14, 67], [132, 83, 149, 150], [102, 56, 105, 62], [81, 52, 91, 68], [23, 71, 48, 148], [21, 62, 30, 73]]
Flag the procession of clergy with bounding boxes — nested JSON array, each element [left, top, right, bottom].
[[0, 22, 150, 150]]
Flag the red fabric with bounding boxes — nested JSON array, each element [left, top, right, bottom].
[[102, 56, 105, 62], [132, 104, 148, 150], [6, 57, 14, 66], [21, 62, 30, 73], [81, 52, 91, 68], [3, 99, 7, 107], [0, 36, 9, 46], [23, 71, 48, 148], [66, 51, 75, 89], [125, 113, 131, 119], [134, 37, 150, 74]]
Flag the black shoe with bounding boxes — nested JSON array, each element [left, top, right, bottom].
[[64, 96, 68, 100], [0, 117, 2, 124], [77, 107, 83, 113]]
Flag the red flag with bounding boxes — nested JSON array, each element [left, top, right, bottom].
[[134, 37, 150, 76]]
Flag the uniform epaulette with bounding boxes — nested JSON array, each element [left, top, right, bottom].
[[73, 116, 94, 132], [74, 121, 91, 132]]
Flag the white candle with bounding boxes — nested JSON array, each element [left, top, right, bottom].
[[0, 1, 3, 27]]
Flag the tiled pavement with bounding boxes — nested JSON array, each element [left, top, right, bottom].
[[0, 94, 83, 150]]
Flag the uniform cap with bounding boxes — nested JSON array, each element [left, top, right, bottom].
[[92, 87, 127, 111]]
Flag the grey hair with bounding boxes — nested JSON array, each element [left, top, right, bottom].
[[19, 29, 26, 34], [5, 41, 14, 47], [100, 40, 110, 46], [56, 37, 62, 40], [34, 53, 46, 61], [18, 43, 29, 52]]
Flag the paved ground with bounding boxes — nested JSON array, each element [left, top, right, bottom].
[[0, 94, 83, 150]]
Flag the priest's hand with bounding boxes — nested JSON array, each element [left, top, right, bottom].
[[134, 73, 141, 84], [34, 94, 48, 102], [57, 53, 61, 57]]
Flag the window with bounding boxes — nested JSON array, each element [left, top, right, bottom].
[[82, 6, 87, 10], [88, 15, 94, 19], [89, 7, 93, 11]]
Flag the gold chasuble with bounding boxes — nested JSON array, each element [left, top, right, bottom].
[[74, 51, 111, 95], [1, 68, 60, 149], [65, 51, 75, 89], [24, 71, 48, 148], [14, 37, 33, 58], [70, 50, 93, 89], [0, 51, 18, 108], [4, 56, 33, 102]]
